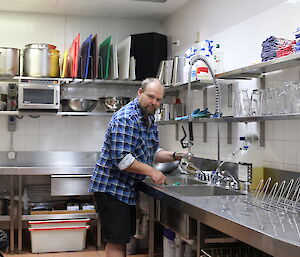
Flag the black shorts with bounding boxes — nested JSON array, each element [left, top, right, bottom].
[[94, 192, 136, 244]]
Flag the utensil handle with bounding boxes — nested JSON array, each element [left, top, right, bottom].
[[188, 121, 194, 142]]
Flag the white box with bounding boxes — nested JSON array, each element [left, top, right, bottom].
[[28, 219, 90, 253]]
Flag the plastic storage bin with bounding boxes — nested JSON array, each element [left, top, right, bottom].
[[28, 219, 90, 253]]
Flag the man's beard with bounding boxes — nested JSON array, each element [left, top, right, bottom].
[[141, 105, 156, 116]]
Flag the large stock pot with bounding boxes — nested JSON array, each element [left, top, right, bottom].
[[23, 43, 60, 77], [0, 47, 20, 76]]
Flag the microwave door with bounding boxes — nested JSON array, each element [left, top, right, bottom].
[[20, 88, 59, 110]]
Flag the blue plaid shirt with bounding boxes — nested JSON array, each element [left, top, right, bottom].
[[89, 98, 160, 205]]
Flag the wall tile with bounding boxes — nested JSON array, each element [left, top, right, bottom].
[[51, 134, 67, 151], [25, 135, 40, 151], [39, 135, 53, 151], [284, 141, 297, 165]]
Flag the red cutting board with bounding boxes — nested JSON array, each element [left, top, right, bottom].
[[69, 33, 80, 78]]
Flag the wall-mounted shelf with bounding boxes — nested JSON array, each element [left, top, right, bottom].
[[217, 52, 300, 79], [0, 111, 113, 117], [157, 113, 300, 125], [62, 78, 142, 87], [0, 76, 142, 87], [165, 79, 233, 94]]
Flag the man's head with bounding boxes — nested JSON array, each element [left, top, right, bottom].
[[138, 78, 165, 116]]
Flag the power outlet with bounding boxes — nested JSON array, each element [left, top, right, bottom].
[[7, 116, 16, 132], [8, 151, 16, 160]]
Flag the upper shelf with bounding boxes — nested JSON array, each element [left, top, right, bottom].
[[165, 79, 234, 94], [0, 111, 114, 117], [165, 79, 215, 94], [0, 76, 142, 87], [216, 52, 300, 79]]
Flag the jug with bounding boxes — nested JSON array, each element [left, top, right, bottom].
[[233, 89, 251, 117]]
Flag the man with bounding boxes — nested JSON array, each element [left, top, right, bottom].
[[0, 230, 8, 257], [89, 78, 185, 257]]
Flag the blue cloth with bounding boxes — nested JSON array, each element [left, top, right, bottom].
[[89, 97, 160, 205]]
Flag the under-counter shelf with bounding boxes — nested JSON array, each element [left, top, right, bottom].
[[217, 52, 300, 79], [22, 213, 97, 221], [157, 113, 300, 125]]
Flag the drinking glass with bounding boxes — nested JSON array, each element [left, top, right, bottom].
[[233, 89, 251, 117], [250, 89, 261, 116]]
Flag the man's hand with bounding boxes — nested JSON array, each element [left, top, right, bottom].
[[149, 168, 166, 184], [175, 150, 189, 159]]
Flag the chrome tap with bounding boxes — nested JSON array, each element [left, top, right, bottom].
[[220, 170, 240, 190], [187, 55, 221, 167]]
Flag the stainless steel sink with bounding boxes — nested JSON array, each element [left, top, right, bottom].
[[144, 177, 206, 186], [165, 185, 244, 197]]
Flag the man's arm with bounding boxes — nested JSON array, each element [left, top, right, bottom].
[[124, 159, 166, 184], [155, 150, 187, 163]]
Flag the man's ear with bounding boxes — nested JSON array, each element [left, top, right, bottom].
[[138, 88, 143, 96]]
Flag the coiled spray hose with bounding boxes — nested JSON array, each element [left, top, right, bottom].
[[189, 55, 221, 115]]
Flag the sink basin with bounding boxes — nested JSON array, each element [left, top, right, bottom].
[[165, 185, 244, 197], [144, 177, 206, 186]]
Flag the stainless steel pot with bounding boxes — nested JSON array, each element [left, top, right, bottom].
[[0, 47, 20, 76], [23, 43, 60, 77]]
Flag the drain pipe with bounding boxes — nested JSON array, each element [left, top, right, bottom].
[[188, 55, 221, 163]]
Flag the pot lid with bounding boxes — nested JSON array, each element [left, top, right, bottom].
[[25, 43, 56, 49], [0, 47, 20, 51]]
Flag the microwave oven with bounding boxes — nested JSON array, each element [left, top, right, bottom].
[[18, 82, 60, 110]]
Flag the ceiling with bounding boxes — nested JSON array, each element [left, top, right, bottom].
[[0, 0, 190, 21]]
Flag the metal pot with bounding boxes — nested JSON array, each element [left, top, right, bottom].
[[0, 47, 20, 76], [23, 43, 60, 77], [0, 198, 9, 215]]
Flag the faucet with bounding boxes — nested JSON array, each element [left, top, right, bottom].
[[187, 55, 221, 167], [179, 55, 221, 177], [220, 170, 240, 190]]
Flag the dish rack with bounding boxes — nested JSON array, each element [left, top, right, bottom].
[[247, 177, 300, 214], [200, 245, 271, 257]]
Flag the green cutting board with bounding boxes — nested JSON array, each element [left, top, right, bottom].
[[99, 35, 111, 79]]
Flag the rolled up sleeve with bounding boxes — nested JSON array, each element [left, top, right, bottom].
[[109, 118, 138, 167]]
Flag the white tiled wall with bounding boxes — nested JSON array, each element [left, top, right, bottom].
[[0, 115, 112, 152], [160, 0, 300, 172], [0, 11, 160, 152]]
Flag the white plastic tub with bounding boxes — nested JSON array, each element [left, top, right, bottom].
[[29, 225, 90, 253], [28, 219, 90, 253]]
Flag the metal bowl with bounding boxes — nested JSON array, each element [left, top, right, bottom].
[[61, 99, 98, 112], [98, 97, 131, 112], [154, 161, 180, 174]]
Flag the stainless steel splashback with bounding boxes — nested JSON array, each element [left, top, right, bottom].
[[0, 151, 99, 167], [192, 157, 238, 176]]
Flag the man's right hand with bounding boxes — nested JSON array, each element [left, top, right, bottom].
[[149, 168, 166, 185]]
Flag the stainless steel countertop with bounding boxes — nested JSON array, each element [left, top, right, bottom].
[[0, 166, 94, 175], [140, 176, 300, 257]]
